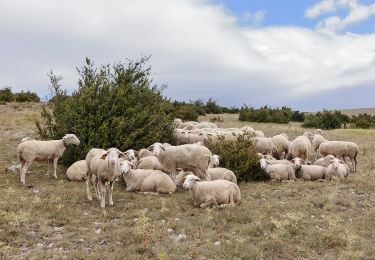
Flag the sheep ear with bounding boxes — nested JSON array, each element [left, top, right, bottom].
[[339, 160, 344, 164], [100, 153, 108, 160], [147, 144, 154, 151], [161, 145, 166, 151], [118, 152, 125, 158], [329, 159, 334, 163], [128, 161, 134, 167]]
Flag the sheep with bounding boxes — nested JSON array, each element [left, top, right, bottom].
[[183, 174, 241, 208], [136, 156, 165, 171], [291, 157, 330, 181], [208, 168, 237, 183], [240, 126, 255, 134], [138, 148, 153, 159], [287, 135, 311, 162], [66, 160, 87, 181], [254, 130, 265, 137], [271, 134, 290, 159], [344, 141, 359, 172], [317, 141, 348, 161], [208, 154, 220, 168], [148, 142, 212, 181], [173, 129, 189, 145], [313, 155, 336, 167], [86, 148, 125, 208], [253, 137, 279, 159], [17, 134, 80, 185], [267, 159, 293, 166], [303, 131, 314, 142], [315, 129, 323, 135], [187, 131, 208, 144], [174, 118, 182, 128], [312, 134, 327, 159], [120, 160, 175, 195], [256, 153, 275, 160], [259, 159, 295, 182], [327, 158, 350, 178]]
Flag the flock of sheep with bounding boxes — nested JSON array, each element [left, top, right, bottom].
[[15, 118, 359, 209]]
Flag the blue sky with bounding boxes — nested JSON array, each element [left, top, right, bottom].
[[0, 0, 375, 111]]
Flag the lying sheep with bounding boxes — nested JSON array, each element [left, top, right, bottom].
[[317, 141, 348, 161], [291, 157, 330, 181], [137, 156, 165, 171], [259, 159, 295, 182], [176, 168, 237, 186], [148, 142, 212, 181], [66, 160, 87, 181], [17, 134, 80, 185], [86, 148, 124, 208], [313, 155, 336, 167], [120, 160, 175, 195], [183, 174, 241, 208], [344, 141, 359, 172], [287, 135, 311, 162], [271, 134, 290, 159], [174, 118, 183, 128], [267, 159, 293, 166], [327, 158, 349, 178]]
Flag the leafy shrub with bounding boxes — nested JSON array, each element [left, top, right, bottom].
[[239, 105, 304, 124], [205, 133, 268, 182], [0, 87, 14, 102], [302, 110, 349, 130], [36, 57, 175, 165], [350, 114, 375, 129], [14, 91, 40, 102]]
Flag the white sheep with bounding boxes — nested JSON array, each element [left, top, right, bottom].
[[312, 134, 327, 159], [173, 129, 190, 145], [291, 157, 330, 181], [17, 134, 80, 185], [174, 118, 183, 128], [136, 156, 165, 171], [287, 135, 311, 162], [183, 174, 241, 208], [208, 168, 237, 183], [120, 160, 175, 195], [271, 134, 290, 159], [148, 142, 212, 181], [86, 148, 124, 208], [66, 160, 87, 181], [85, 148, 106, 199], [254, 130, 265, 137], [259, 159, 295, 182], [313, 155, 336, 167], [253, 137, 278, 159], [208, 154, 220, 168], [317, 141, 348, 161], [138, 148, 153, 159], [327, 158, 350, 178], [344, 141, 359, 172]]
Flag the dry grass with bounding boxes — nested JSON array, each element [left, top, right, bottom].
[[1, 106, 375, 259], [340, 108, 375, 116]]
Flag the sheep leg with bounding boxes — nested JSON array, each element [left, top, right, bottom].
[[354, 156, 357, 172], [52, 157, 58, 179], [86, 173, 93, 201], [108, 181, 114, 206], [95, 177, 102, 200], [200, 197, 216, 208], [46, 160, 51, 177], [20, 161, 29, 185], [99, 181, 106, 208], [138, 192, 159, 196]]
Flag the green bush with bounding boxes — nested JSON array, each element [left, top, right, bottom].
[[14, 91, 40, 102], [36, 57, 175, 165], [239, 105, 304, 124], [302, 110, 349, 130], [0, 87, 14, 102], [350, 114, 375, 129], [205, 133, 268, 182]]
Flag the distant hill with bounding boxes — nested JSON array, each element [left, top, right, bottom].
[[339, 108, 375, 116]]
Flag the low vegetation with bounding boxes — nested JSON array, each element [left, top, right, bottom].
[[239, 105, 305, 124], [0, 87, 40, 104]]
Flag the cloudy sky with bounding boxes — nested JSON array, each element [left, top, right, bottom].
[[1, 0, 375, 111]]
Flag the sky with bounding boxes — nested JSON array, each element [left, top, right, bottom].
[[0, 0, 375, 111]]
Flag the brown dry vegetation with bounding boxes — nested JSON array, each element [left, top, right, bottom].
[[1, 106, 375, 259], [340, 108, 375, 117]]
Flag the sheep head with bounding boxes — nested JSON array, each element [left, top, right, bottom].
[[330, 158, 344, 171], [147, 142, 166, 157], [124, 149, 136, 161], [183, 174, 201, 190], [291, 157, 304, 171], [259, 158, 269, 170], [211, 154, 220, 167], [119, 160, 133, 175], [63, 134, 80, 145], [100, 148, 124, 165]]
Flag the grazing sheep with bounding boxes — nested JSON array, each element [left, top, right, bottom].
[[17, 134, 80, 185], [327, 158, 350, 178], [86, 148, 124, 208], [183, 174, 241, 208], [317, 141, 348, 161], [344, 141, 359, 172], [66, 160, 87, 181], [85, 148, 106, 199], [287, 135, 311, 162], [137, 156, 165, 171], [291, 157, 330, 181], [148, 142, 212, 181], [120, 160, 175, 195], [271, 134, 290, 159], [313, 155, 336, 167], [253, 137, 279, 159], [312, 134, 327, 159], [138, 148, 153, 159], [259, 159, 295, 182]]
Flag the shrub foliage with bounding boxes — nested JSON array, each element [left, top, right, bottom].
[[37, 57, 175, 165], [239, 105, 305, 124], [302, 110, 350, 130], [205, 133, 268, 182], [0, 87, 40, 103]]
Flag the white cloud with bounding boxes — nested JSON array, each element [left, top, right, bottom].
[[306, 0, 375, 33], [0, 0, 375, 109], [241, 10, 266, 26]]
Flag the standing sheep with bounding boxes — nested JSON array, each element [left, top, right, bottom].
[[183, 174, 241, 208], [287, 135, 311, 162], [271, 134, 290, 159], [138, 148, 153, 159], [17, 134, 80, 185], [312, 134, 327, 159], [120, 160, 175, 195], [327, 158, 350, 178], [344, 141, 359, 172], [86, 148, 124, 208], [317, 141, 348, 161], [147, 142, 212, 181], [253, 137, 279, 159]]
